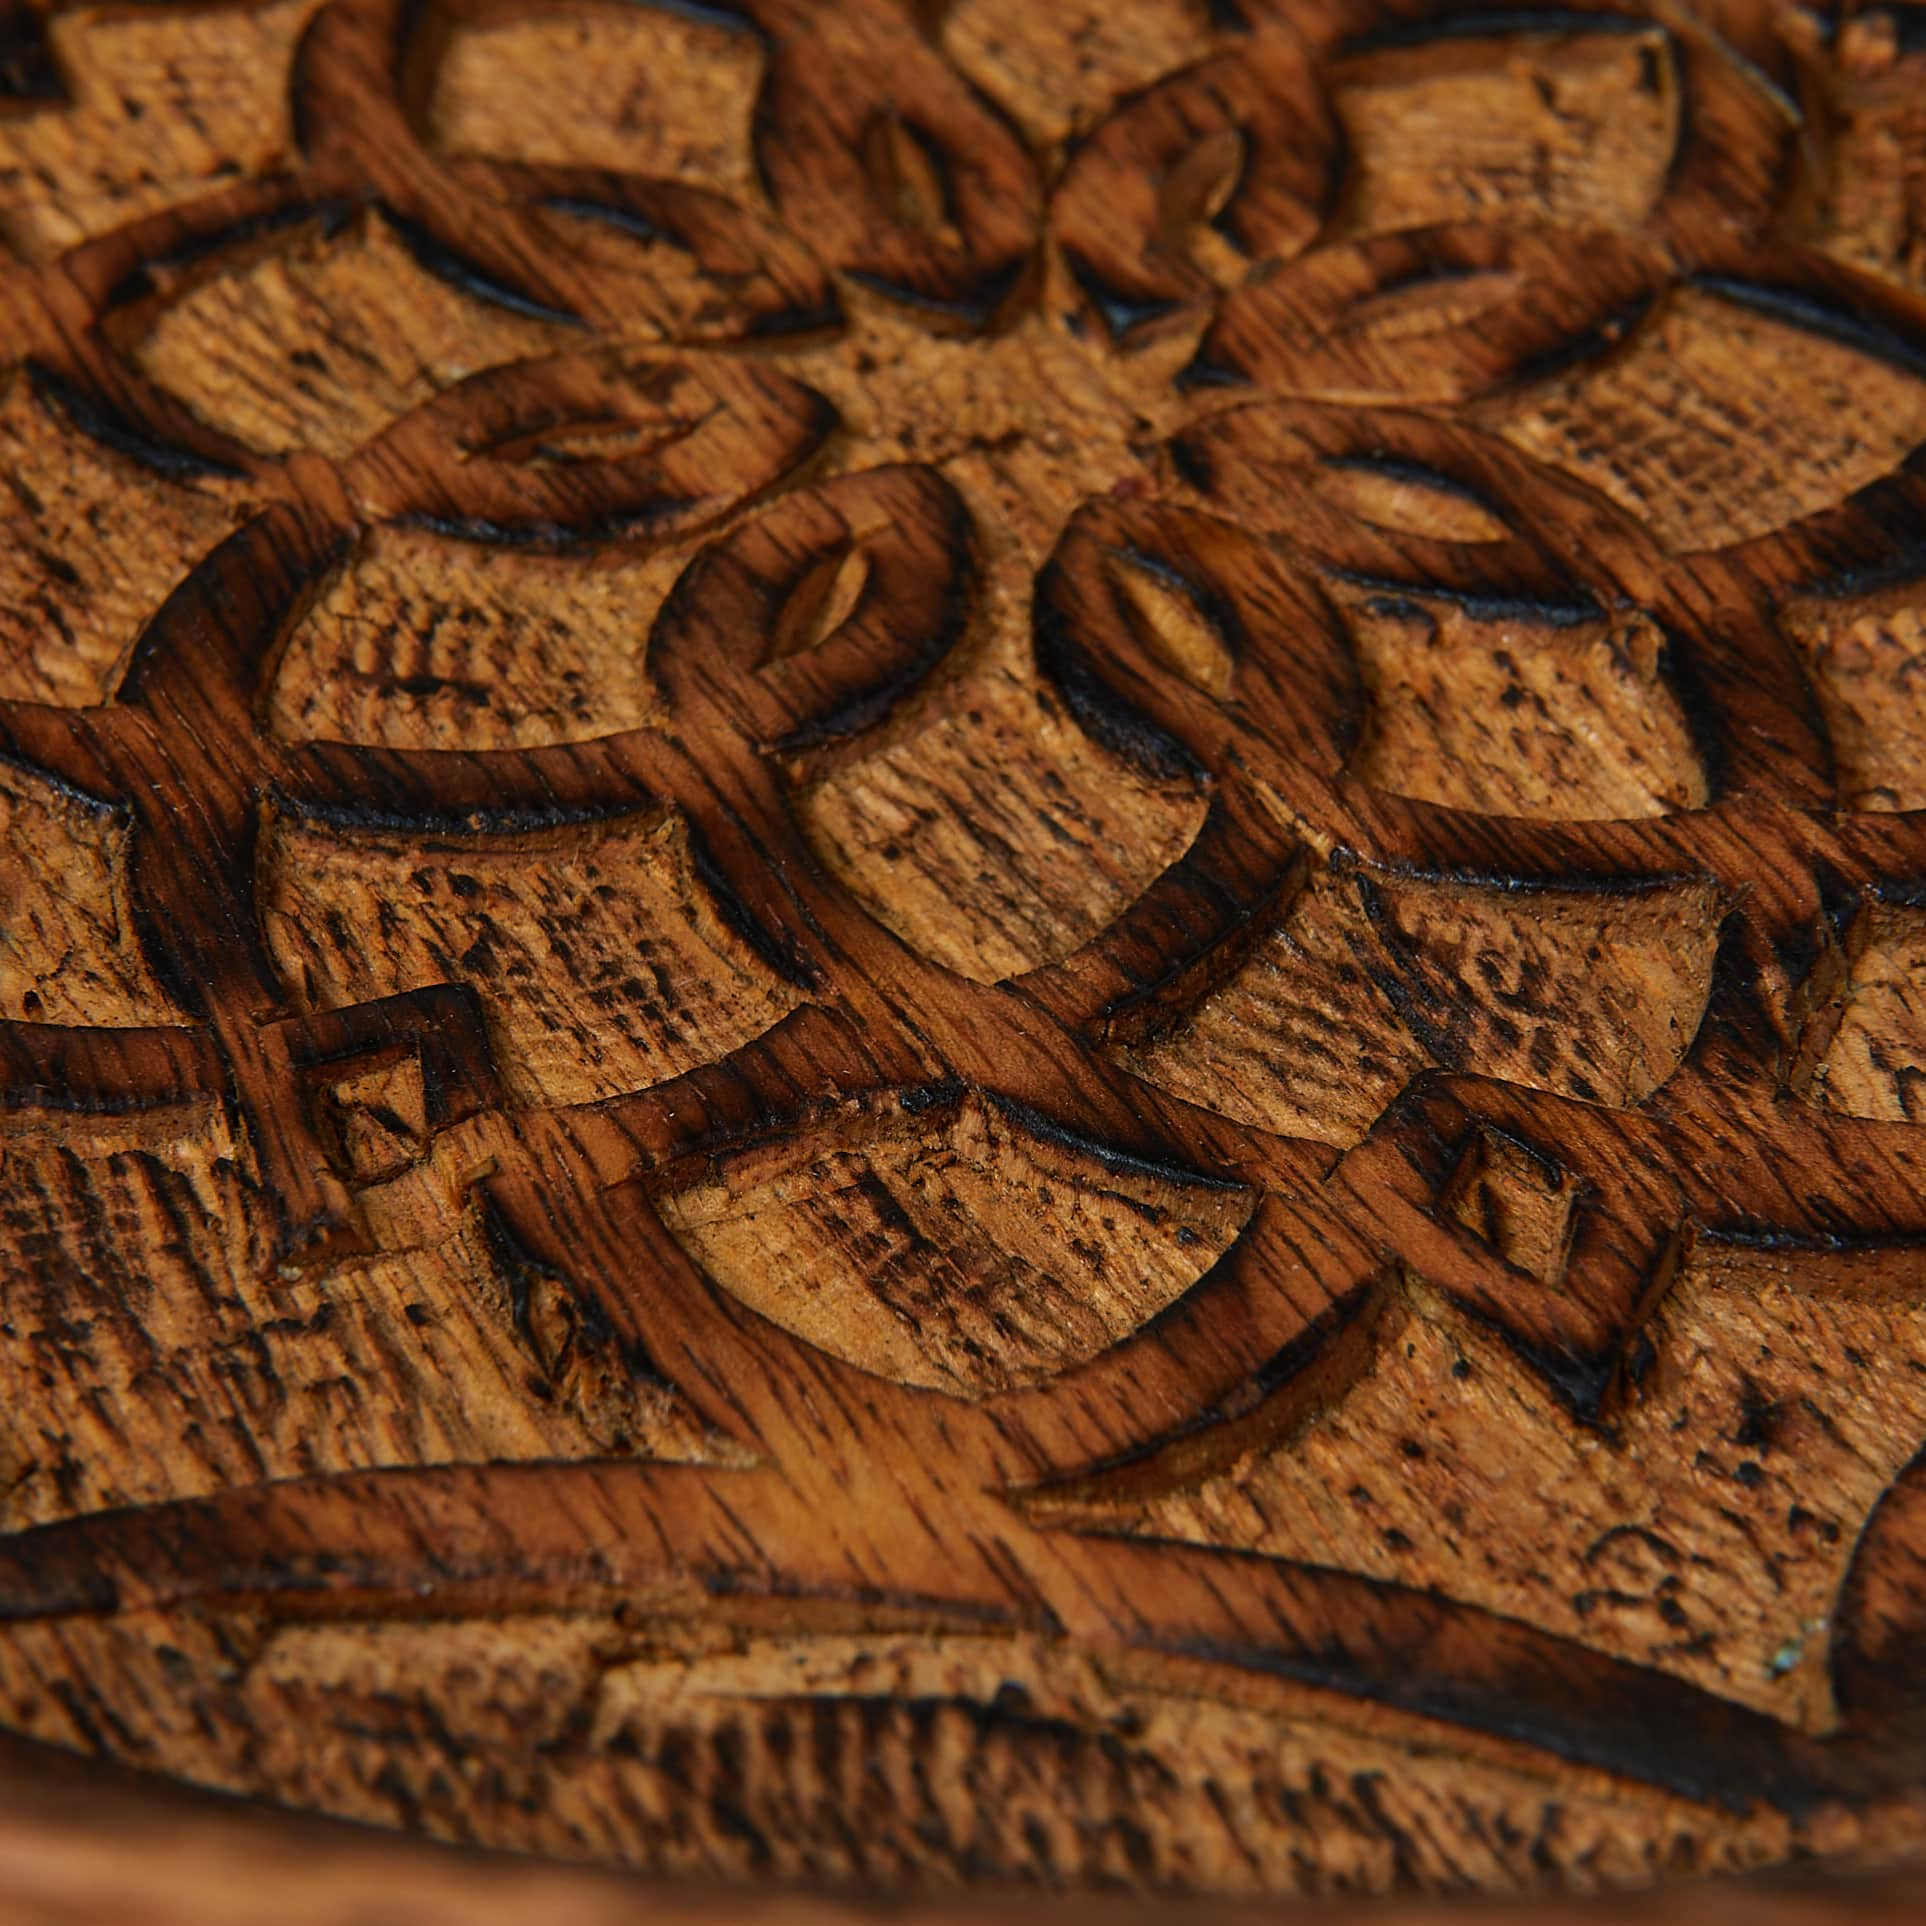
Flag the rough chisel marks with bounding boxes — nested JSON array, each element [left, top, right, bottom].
[[10, 0, 1926, 1906], [657, 1087, 1254, 1396]]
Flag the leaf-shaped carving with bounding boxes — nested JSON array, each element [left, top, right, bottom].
[[1191, 226, 1664, 406], [1341, 269, 1528, 346], [755, 26, 1039, 325], [364, 348, 834, 542], [862, 110, 957, 244], [658, 1088, 1254, 1397], [765, 542, 872, 667], [1054, 41, 1337, 339], [1037, 498, 1360, 786], [647, 465, 969, 748], [495, 168, 841, 343], [1308, 455, 1511, 544], [1106, 547, 1235, 700], [1156, 127, 1245, 244]]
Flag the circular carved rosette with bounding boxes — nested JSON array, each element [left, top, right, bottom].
[[9, 0, 1926, 1905]]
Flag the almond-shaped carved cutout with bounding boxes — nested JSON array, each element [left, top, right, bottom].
[[1107, 546, 1235, 699], [1157, 126, 1245, 240], [863, 111, 958, 246], [1313, 458, 1511, 544], [766, 543, 873, 667], [465, 410, 689, 468], [1343, 269, 1527, 345]]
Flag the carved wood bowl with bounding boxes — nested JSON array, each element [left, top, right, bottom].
[[8, 0, 1926, 1916]]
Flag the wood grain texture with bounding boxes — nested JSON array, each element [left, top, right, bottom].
[[9, 0, 1926, 1911], [9, 1735, 1926, 1926]]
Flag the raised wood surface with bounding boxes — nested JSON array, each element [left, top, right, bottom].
[[8, 0, 1926, 1910]]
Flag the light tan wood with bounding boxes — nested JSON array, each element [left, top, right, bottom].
[[8, 0, 1926, 1913]]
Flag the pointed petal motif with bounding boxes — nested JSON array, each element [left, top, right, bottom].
[[754, 20, 1040, 326]]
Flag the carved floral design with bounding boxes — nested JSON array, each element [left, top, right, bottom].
[[8, 0, 1926, 1895]]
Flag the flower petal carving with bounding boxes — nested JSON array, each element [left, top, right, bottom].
[[658, 1086, 1254, 1398]]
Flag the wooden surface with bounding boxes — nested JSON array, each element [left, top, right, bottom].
[[9, 0, 1926, 1909], [8, 1735, 1926, 1926]]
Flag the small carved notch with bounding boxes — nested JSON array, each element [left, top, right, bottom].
[[1312, 453, 1511, 543], [863, 110, 960, 247], [323, 1052, 430, 1186], [1439, 1125, 1582, 1285]]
